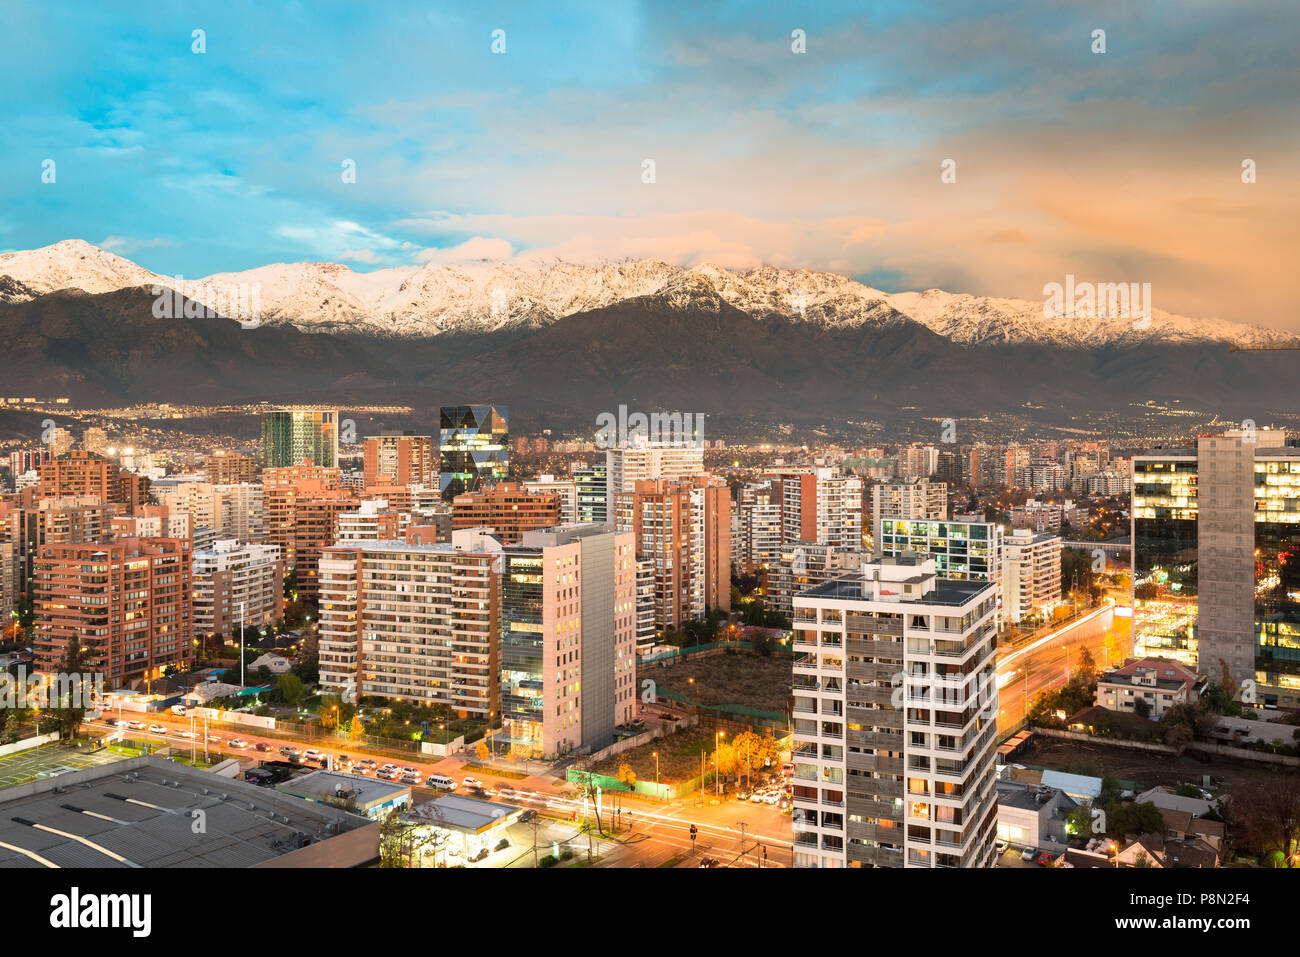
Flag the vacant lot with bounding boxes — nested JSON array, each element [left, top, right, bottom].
[[1027, 736, 1299, 795], [589, 725, 725, 785], [650, 651, 791, 716]]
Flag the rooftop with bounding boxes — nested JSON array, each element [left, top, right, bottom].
[[405, 793, 523, 834], [0, 757, 374, 868], [804, 575, 994, 607]]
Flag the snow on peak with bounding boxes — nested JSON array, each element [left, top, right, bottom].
[[0, 240, 1288, 347]]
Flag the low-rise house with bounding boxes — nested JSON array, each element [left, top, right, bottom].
[[997, 780, 1077, 851], [1096, 657, 1202, 720], [1134, 785, 1215, 818], [248, 652, 293, 675]]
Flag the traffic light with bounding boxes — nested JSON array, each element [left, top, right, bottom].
[[689, 824, 697, 843]]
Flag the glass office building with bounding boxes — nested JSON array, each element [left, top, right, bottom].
[[439, 405, 508, 501], [1131, 436, 1300, 705], [574, 462, 608, 525], [261, 409, 338, 468], [1131, 455, 1199, 665]]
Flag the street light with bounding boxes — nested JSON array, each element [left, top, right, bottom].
[[715, 730, 725, 798], [653, 750, 659, 794]]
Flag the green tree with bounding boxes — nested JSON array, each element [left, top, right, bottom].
[[277, 672, 305, 707], [1104, 800, 1163, 839]]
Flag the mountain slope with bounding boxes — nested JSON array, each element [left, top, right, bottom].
[[0, 240, 1287, 348]]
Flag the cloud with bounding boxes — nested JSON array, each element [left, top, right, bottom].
[[415, 236, 514, 265]]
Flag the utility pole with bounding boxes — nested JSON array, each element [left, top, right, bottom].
[[736, 822, 749, 863], [239, 601, 246, 688]]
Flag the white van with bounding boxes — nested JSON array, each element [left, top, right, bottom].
[[426, 774, 457, 790]]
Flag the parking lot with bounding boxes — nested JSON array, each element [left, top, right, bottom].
[[0, 741, 132, 789]]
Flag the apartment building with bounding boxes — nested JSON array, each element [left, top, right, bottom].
[[791, 557, 1000, 868], [1001, 528, 1062, 623], [153, 481, 264, 542], [363, 432, 435, 487], [869, 479, 948, 550], [605, 443, 705, 520], [203, 451, 260, 485], [37, 451, 149, 513], [499, 524, 637, 758], [522, 475, 579, 524], [766, 543, 869, 617], [262, 461, 354, 599], [736, 481, 783, 569], [31, 537, 193, 682], [336, 498, 408, 542], [318, 532, 500, 717], [451, 483, 561, 544], [192, 540, 285, 643]]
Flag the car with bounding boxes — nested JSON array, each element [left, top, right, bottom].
[[148, 725, 167, 735], [400, 766, 419, 776], [376, 769, 400, 781], [781, 763, 795, 778], [254, 742, 273, 752], [356, 758, 377, 768], [175, 731, 199, 740], [762, 792, 779, 805], [400, 774, 422, 785], [426, 774, 457, 790], [497, 785, 516, 799], [170, 705, 187, 716], [104, 718, 120, 727], [352, 766, 373, 776], [749, 792, 764, 803], [228, 739, 249, 749], [463, 776, 484, 790], [127, 721, 147, 730], [736, 790, 750, 801], [1036, 852, 1055, 867], [995, 840, 1009, 854], [303, 749, 325, 761], [698, 857, 721, 868], [1021, 847, 1036, 862]]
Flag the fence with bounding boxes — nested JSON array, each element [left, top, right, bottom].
[[1034, 727, 1300, 768], [639, 640, 793, 667], [0, 731, 60, 758], [654, 685, 789, 731], [566, 766, 716, 802], [583, 715, 696, 765]]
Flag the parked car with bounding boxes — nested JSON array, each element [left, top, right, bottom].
[[228, 739, 249, 749], [148, 724, 167, 735], [463, 776, 484, 790], [400, 773, 421, 785], [426, 774, 457, 790], [1036, 852, 1055, 867], [169, 705, 187, 716], [995, 840, 1009, 854], [1021, 847, 1036, 862]]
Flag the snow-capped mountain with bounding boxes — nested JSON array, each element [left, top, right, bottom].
[[0, 239, 1288, 348]]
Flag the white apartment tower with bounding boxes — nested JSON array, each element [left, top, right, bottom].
[[791, 557, 1000, 868]]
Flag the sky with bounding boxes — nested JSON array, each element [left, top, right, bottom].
[[1, 0, 1297, 329]]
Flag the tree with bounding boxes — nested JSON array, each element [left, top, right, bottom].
[[1075, 646, 1098, 687], [616, 762, 637, 789], [378, 807, 436, 868], [1104, 800, 1163, 839], [276, 672, 305, 707], [1164, 724, 1194, 756], [1065, 801, 1096, 839], [1231, 776, 1300, 867], [348, 714, 364, 742], [1, 711, 21, 745], [474, 740, 489, 762]]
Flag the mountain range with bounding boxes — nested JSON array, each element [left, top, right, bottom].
[[0, 239, 1290, 348], [0, 239, 1295, 429]]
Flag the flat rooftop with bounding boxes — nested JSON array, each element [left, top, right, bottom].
[[276, 770, 409, 807], [406, 793, 522, 834], [804, 575, 995, 607], [0, 756, 373, 868]]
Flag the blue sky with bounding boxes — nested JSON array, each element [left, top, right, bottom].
[[2, 0, 1297, 327]]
